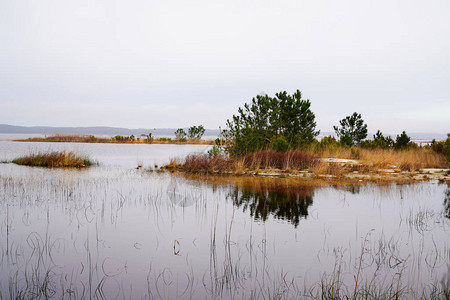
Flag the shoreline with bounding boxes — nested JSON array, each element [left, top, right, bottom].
[[160, 158, 450, 184], [162, 168, 450, 184]]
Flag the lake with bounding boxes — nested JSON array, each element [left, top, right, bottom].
[[0, 141, 448, 299]]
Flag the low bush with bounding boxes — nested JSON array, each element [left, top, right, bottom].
[[431, 135, 450, 162], [183, 154, 235, 174], [271, 136, 290, 152]]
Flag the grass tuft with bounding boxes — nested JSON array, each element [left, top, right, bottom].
[[12, 151, 93, 168]]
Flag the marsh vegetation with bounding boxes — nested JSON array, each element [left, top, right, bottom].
[[12, 151, 93, 168], [162, 147, 448, 183]]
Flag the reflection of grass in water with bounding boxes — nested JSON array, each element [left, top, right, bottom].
[[1, 170, 449, 299], [0, 170, 129, 299], [311, 231, 450, 300], [203, 228, 450, 299], [12, 151, 93, 168], [407, 207, 443, 235], [181, 173, 327, 190], [445, 184, 450, 219], [5, 232, 449, 299]]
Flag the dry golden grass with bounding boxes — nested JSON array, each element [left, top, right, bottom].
[[309, 146, 354, 160], [309, 160, 346, 177], [358, 148, 445, 170], [160, 158, 183, 171], [306, 147, 446, 178], [306, 146, 445, 169], [233, 158, 246, 175]]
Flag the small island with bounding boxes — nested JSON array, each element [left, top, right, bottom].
[[161, 90, 449, 183], [12, 151, 93, 168]]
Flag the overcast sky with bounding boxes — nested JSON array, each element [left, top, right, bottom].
[[0, 0, 449, 134]]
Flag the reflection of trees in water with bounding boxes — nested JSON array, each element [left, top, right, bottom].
[[227, 186, 314, 227], [445, 183, 450, 219]]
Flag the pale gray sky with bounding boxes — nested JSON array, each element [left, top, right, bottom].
[[1, 0, 449, 134]]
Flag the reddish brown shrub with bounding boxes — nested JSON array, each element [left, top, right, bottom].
[[243, 150, 317, 170]]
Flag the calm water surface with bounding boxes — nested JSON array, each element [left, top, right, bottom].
[[0, 141, 448, 299], [0, 141, 211, 168]]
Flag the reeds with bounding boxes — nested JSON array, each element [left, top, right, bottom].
[[308, 146, 446, 170], [12, 151, 93, 168], [243, 150, 318, 171], [183, 154, 235, 173], [358, 147, 446, 170], [309, 160, 347, 177]]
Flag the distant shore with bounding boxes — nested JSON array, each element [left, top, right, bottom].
[[13, 134, 215, 145]]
